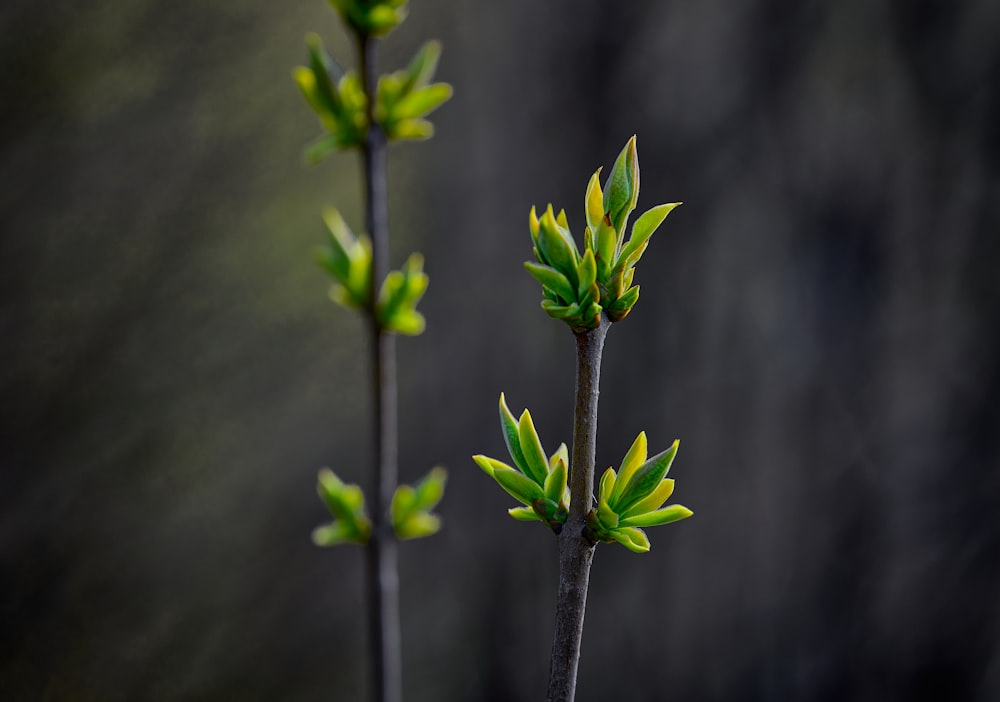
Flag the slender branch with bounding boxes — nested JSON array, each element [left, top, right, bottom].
[[359, 33, 402, 702], [546, 316, 611, 702]]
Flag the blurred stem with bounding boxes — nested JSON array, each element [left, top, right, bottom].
[[360, 33, 402, 702], [546, 316, 610, 702]]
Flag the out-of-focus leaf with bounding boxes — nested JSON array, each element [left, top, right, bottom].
[[472, 454, 512, 477], [499, 393, 530, 474], [585, 167, 604, 242], [393, 83, 453, 120]]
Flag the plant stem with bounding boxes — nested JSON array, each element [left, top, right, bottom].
[[360, 33, 402, 702], [546, 316, 610, 702]]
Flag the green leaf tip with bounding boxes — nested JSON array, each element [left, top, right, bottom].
[[524, 135, 680, 330], [296, 28, 452, 157], [377, 43, 452, 143], [316, 209, 372, 311]]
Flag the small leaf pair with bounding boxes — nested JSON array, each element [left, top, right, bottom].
[[376, 41, 453, 142], [315, 210, 428, 335], [526, 136, 681, 328], [472, 394, 569, 531], [391, 467, 447, 540], [328, 0, 409, 38], [294, 34, 368, 160], [587, 432, 693, 553], [313, 469, 372, 546]]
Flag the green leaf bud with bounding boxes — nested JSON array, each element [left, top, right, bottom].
[[602, 135, 640, 242]]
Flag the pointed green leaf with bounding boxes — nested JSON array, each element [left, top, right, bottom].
[[312, 521, 354, 547], [413, 467, 447, 511], [393, 83, 453, 120], [544, 458, 567, 504], [472, 454, 512, 477], [621, 479, 675, 518], [602, 135, 639, 239], [615, 441, 680, 514], [610, 432, 647, 506], [517, 409, 549, 486], [401, 41, 441, 94], [585, 167, 604, 242], [618, 203, 681, 269], [492, 467, 545, 506], [556, 208, 569, 230], [524, 262, 576, 303], [529, 206, 541, 248], [598, 466, 617, 505], [595, 217, 617, 280], [620, 504, 693, 528], [540, 300, 579, 320], [577, 248, 597, 298], [537, 205, 580, 283]]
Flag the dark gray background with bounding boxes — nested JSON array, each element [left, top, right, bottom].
[[2, 0, 999, 700]]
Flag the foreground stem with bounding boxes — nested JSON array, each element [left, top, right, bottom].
[[360, 34, 402, 702], [546, 317, 610, 702]]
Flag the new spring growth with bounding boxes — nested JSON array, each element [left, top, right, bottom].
[[587, 432, 693, 553], [314, 208, 429, 335], [314, 467, 447, 545], [294, 36, 452, 162], [473, 394, 570, 532], [473, 396, 691, 551], [525, 136, 681, 330]]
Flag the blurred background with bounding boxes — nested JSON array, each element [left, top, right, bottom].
[[2, 0, 999, 700]]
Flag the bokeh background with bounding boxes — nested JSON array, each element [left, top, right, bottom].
[[2, 0, 999, 700]]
